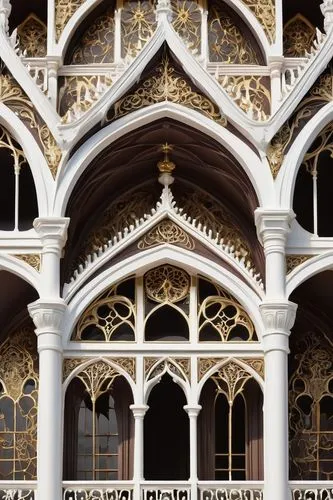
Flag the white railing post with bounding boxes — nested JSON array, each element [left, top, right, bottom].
[[184, 405, 201, 500]]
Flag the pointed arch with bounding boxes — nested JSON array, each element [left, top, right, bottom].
[[54, 105, 274, 217], [0, 103, 53, 217], [144, 358, 190, 404], [277, 102, 333, 209], [286, 252, 333, 298], [63, 246, 264, 345]]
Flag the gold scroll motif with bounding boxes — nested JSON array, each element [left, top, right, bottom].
[[289, 331, 333, 480], [178, 190, 251, 261], [0, 328, 38, 480], [17, 14, 47, 57], [55, 0, 85, 41], [121, 0, 156, 60], [267, 73, 333, 178], [0, 125, 26, 169], [198, 294, 257, 342], [145, 265, 190, 303], [239, 358, 264, 379], [240, 0, 275, 43], [212, 361, 252, 402], [71, 8, 115, 64], [286, 255, 312, 274], [59, 75, 113, 122], [208, 1, 259, 64], [218, 75, 271, 121], [64, 357, 136, 381], [302, 122, 333, 176], [75, 361, 119, 399], [147, 358, 188, 382], [144, 358, 160, 375], [14, 254, 41, 273], [171, 0, 201, 55], [108, 52, 227, 125], [138, 220, 195, 250], [284, 15, 315, 58], [0, 73, 61, 178], [198, 357, 263, 380]]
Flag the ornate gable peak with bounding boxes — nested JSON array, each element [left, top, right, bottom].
[[64, 182, 263, 300]]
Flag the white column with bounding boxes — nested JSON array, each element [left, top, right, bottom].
[[184, 404, 201, 500], [29, 300, 66, 500], [29, 217, 69, 500], [46, 57, 61, 108], [255, 209, 297, 500], [130, 403, 148, 500], [268, 56, 284, 114]]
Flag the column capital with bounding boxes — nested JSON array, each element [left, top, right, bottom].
[[260, 300, 297, 340], [184, 404, 202, 417], [28, 299, 66, 336], [34, 217, 70, 250], [254, 209, 295, 247], [130, 404, 149, 418], [268, 55, 285, 73]]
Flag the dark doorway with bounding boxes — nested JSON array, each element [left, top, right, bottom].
[[144, 374, 189, 479]]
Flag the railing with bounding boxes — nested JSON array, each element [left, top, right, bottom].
[[141, 482, 191, 500], [290, 482, 333, 500], [0, 481, 37, 500], [198, 482, 264, 500], [63, 481, 134, 500]]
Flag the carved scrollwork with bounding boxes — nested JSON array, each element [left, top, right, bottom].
[[0, 125, 26, 170], [107, 51, 226, 125], [146, 358, 189, 382], [212, 361, 252, 402], [138, 220, 195, 250], [239, 358, 264, 379], [145, 265, 190, 304], [284, 15, 315, 58], [208, 1, 259, 63], [241, 0, 275, 43], [14, 254, 41, 272], [55, 0, 85, 41], [198, 357, 222, 380], [286, 255, 312, 274], [17, 13, 47, 57], [64, 357, 136, 381], [302, 122, 333, 176], [171, 0, 201, 55], [121, 0, 156, 61], [75, 361, 119, 399], [144, 357, 160, 375], [218, 75, 271, 121]]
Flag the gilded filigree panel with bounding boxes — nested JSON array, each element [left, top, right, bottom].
[[0, 328, 38, 480], [267, 73, 333, 178], [218, 75, 271, 121], [70, 8, 115, 64], [0, 125, 26, 170], [59, 75, 113, 123], [107, 51, 226, 124], [208, 1, 259, 63], [212, 361, 252, 402], [146, 358, 189, 382], [55, 0, 86, 41], [17, 14, 47, 57], [286, 255, 312, 274], [121, 0, 156, 61], [64, 357, 136, 381], [171, 0, 201, 55], [13, 254, 41, 272], [284, 15, 315, 58], [145, 265, 190, 303], [0, 73, 61, 178], [240, 0, 275, 43], [137, 220, 195, 250]]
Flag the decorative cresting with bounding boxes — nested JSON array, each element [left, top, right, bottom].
[[198, 281, 257, 342], [145, 357, 190, 382], [107, 51, 227, 125], [198, 357, 263, 380], [17, 13, 47, 57], [217, 75, 271, 121], [138, 219, 195, 250], [70, 7, 115, 64], [0, 327, 38, 480], [73, 278, 136, 341], [145, 264, 190, 303], [55, 0, 85, 41], [208, 0, 259, 63], [284, 14, 316, 57], [171, 0, 202, 55], [121, 0, 156, 61], [13, 254, 41, 272], [289, 330, 333, 480], [0, 71, 61, 178], [64, 357, 136, 381], [267, 72, 333, 178], [286, 255, 313, 274], [240, 0, 275, 43], [59, 75, 113, 124]]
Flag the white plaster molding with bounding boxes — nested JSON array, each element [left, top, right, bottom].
[[286, 252, 333, 297], [144, 359, 190, 403], [34, 217, 70, 253], [0, 253, 41, 293], [54, 104, 274, 218], [255, 209, 295, 249], [62, 246, 264, 345], [0, 102, 53, 217], [28, 298, 66, 333], [259, 301, 297, 335], [277, 102, 333, 209]]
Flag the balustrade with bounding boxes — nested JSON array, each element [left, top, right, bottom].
[[0, 482, 36, 500], [198, 483, 263, 500]]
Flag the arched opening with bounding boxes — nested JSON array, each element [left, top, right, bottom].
[[289, 271, 333, 480], [64, 368, 134, 480], [198, 365, 263, 480], [144, 374, 189, 479]]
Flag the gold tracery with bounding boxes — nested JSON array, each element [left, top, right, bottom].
[[17, 14, 47, 58], [145, 265, 190, 304]]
